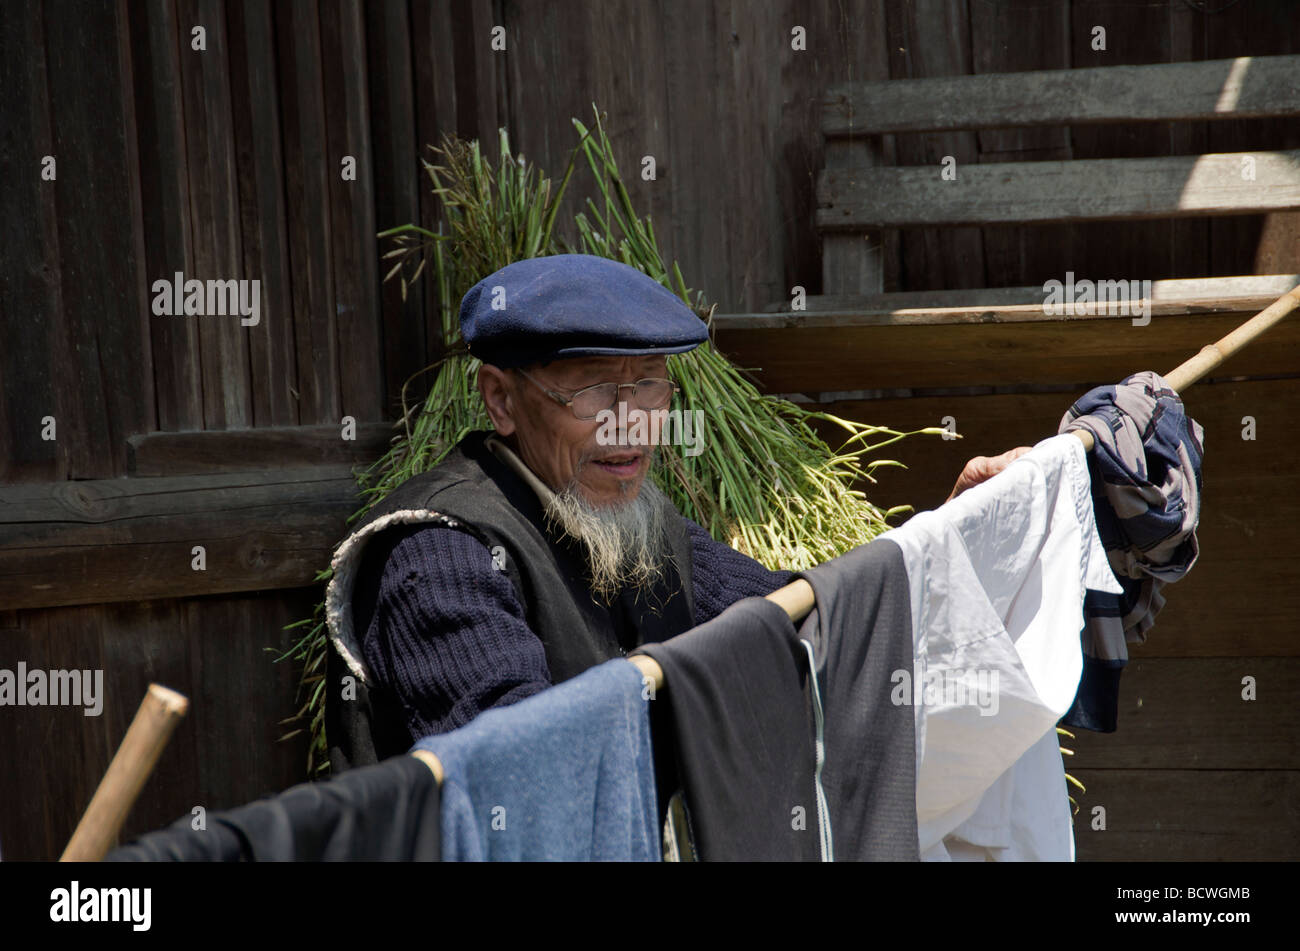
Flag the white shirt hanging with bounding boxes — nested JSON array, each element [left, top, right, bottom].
[[879, 433, 1124, 861]]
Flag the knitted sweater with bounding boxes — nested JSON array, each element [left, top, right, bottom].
[[353, 518, 794, 741]]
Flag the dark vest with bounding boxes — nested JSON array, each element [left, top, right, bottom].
[[326, 430, 696, 771]]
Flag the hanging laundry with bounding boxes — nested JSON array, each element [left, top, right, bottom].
[[876, 432, 1124, 861], [410, 658, 659, 861], [105, 815, 244, 862], [105, 753, 441, 861], [793, 539, 920, 861], [631, 596, 831, 862], [1058, 370, 1204, 732]]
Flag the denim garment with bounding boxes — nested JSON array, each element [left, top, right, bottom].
[[411, 658, 659, 861]]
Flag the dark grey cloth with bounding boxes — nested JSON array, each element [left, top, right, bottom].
[[632, 596, 823, 861], [104, 816, 245, 862], [105, 754, 440, 861], [795, 538, 920, 861]]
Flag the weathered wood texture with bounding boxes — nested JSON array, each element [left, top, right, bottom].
[[713, 303, 1300, 393], [2, 0, 410, 484], [365, 0, 430, 417], [968, 0, 1075, 314], [954, 656, 1296, 856], [0, 590, 316, 861], [1065, 658, 1300, 768], [824, 55, 1300, 135], [0, 1, 154, 484], [819, 150, 1300, 229], [1055, 0, 1300, 867], [825, 1, 1300, 293], [1071, 769, 1300, 861], [0, 467, 359, 610], [878, 0, 983, 294], [228, 0, 300, 429], [127, 423, 395, 476]]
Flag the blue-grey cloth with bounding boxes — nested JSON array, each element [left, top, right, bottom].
[[1058, 370, 1204, 732], [411, 658, 659, 861], [458, 254, 709, 368]]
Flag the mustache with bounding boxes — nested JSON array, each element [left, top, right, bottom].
[[576, 445, 658, 471]]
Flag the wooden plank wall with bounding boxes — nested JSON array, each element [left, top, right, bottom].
[[0, 0, 484, 861], [0, 0, 1296, 860]]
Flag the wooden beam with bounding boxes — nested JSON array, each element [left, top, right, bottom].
[[758, 275, 1300, 316], [818, 150, 1300, 230], [0, 466, 360, 610], [712, 306, 1300, 392], [127, 422, 395, 476], [824, 55, 1300, 135]]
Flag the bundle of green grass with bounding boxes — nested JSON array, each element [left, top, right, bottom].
[[277, 107, 940, 777]]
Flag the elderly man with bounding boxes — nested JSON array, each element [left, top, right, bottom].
[[324, 254, 1026, 768]]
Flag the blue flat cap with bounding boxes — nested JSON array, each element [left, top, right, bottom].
[[458, 254, 708, 368]]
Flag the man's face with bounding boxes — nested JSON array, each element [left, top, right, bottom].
[[480, 354, 668, 507]]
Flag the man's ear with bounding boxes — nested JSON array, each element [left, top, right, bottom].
[[478, 364, 517, 436]]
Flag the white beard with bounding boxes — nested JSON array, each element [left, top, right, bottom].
[[542, 460, 671, 604]]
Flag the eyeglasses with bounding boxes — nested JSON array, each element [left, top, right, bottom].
[[515, 368, 680, 420]]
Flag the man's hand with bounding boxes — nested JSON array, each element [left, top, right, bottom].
[[946, 446, 1033, 502]]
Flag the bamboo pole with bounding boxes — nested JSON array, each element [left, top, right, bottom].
[[629, 654, 664, 693], [410, 749, 444, 784], [1164, 283, 1300, 392], [60, 684, 189, 861]]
